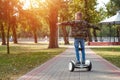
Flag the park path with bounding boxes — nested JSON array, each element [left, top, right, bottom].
[[18, 47, 120, 80]]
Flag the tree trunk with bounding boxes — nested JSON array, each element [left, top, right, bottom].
[[7, 25, 10, 54], [33, 30, 37, 43], [12, 26, 18, 44], [48, 7, 59, 48], [93, 29, 97, 42], [1, 23, 6, 45], [119, 31, 120, 42], [117, 26, 120, 42], [62, 26, 69, 45], [87, 29, 92, 42]]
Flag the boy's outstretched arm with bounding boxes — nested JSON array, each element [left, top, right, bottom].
[[57, 21, 73, 26]]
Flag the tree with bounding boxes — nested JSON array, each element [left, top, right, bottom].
[[45, 0, 63, 48], [59, 1, 71, 45], [48, 3, 59, 48], [0, 0, 6, 45], [18, 0, 46, 43], [0, 0, 22, 54], [11, 16, 18, 44], [105, 0, 120, 42], [117, 26, 120, 42], [6, 0, 20, 54], [0, 23, 6, 45], [84, 0, 99, 41], [61, 26, 70, 44], [24, 10, 39, 43], [106, 0, 120, 16]]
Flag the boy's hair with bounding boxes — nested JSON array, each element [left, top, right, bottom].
[[75, 12, 82, 17]]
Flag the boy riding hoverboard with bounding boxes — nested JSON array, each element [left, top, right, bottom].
[[57, 12, 100, 71]]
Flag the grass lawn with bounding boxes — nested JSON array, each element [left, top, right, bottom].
[[91, 46, 120, 68], [0, 43, 66, 80]]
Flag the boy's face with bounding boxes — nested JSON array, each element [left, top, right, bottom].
[[75, 14, 82, 20]]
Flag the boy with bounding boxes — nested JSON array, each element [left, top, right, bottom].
[[57, 12, 99, 64]]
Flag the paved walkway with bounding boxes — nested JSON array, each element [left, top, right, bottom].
[[18, 48, 120, 80]]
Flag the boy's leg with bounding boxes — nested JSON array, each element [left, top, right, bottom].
[[74, 38, 80, 62], [80, 38, 86, 63]]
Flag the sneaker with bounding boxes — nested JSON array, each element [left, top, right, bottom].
[[75, 61, 81, 65], [82, 61, 85, 64]]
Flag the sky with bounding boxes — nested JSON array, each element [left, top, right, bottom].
[[97, 0, 110, 9]]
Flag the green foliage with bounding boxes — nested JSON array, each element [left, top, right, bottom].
[[1, 0, 116, 42], [97, 0, 120, 38], [96, 8, 108, 22], [0, 0, 105, 39], [106, 0, 120, 16], [59, 0, 100, 23]]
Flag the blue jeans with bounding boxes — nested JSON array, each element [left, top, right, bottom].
[[74, 38, 86, 62]]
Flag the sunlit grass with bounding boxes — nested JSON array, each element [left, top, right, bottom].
[[91, 47, 120, 68], [0, 43, 66, 80]]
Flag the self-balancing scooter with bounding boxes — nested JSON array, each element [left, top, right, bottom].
[[68, 48, 92, 72]]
